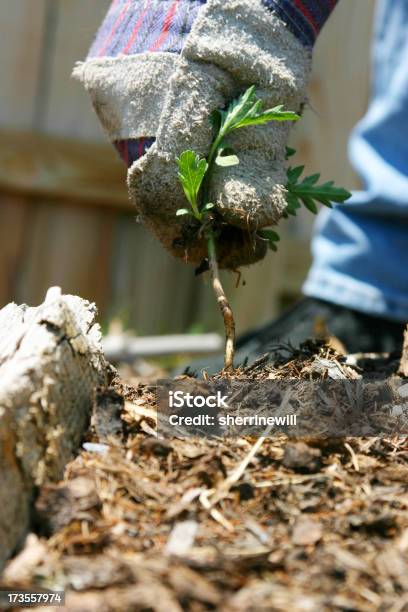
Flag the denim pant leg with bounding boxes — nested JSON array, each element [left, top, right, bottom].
[[303, 0, 408, 322]]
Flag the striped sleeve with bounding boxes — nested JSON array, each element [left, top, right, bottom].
[[88, 0, 338, 167], [88, 0, 206, 59], [262, 0, 339, 47], [89, 0, 338, 60], [87, 1, 206, 167]]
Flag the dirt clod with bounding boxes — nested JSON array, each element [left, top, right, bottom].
[[282, 442, 322, 473]]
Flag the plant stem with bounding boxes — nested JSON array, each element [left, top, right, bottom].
[[207, 131, 224, 169], [190, 195, 201, 221], [206, 231, 235, 371], [198, 120, 235, 370]]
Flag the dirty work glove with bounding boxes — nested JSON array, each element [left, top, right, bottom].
[[74, 0, 338, 269]]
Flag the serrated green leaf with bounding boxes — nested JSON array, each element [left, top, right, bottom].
[[301, 173, 320, 186], [287, 194, 301, 209], [291, 182, 351, 202], [287, 165, 304, 183], [218, 85, 257, 132], [285, 193, 302, 216], [233, 107, 299, 130], [287, 164, 351, 217], [176, 150, 208, 216], [300, 195, 318, 214], [217, 86, 299, 138]]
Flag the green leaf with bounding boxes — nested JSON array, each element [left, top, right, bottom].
[[219, 85, 258, 132], [217, 86, 299, 138], [287, 164, 351, 217], [286, 193, 302, 213], [233, 106, 300, 130], [258, 228, 281, 251], [258, 229, 280, 242], [202, 202, 215, 212], [176, 150, 208, 211], [301, 173, 320, 186], [285, 147, 296, 160], [287, 165, 305, 184], [300, 195, 318, 214], [176, 208, 192, 217]]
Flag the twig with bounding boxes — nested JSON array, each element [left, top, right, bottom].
[[399, 324, 408, 377], [205, 391, 291, 511], [199, 489, 234, 532], [255, 474, 329, 487], [207, 232, 235, 371], [209, 423, 274, 509], [344, 442, 360, 472], [196, 429, 270, 533], [197, 393, 293, 531], [242, 353, 270, 374], [197, 427, 271, 532], [124, 401, 157, 422]]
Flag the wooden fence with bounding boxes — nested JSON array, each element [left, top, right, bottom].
[[0, 0, 374, 336]]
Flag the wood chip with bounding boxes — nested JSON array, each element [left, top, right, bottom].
[[292, 517, 323, 546]]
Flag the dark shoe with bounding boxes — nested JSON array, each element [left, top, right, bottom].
[[181, 297, 406, 376]]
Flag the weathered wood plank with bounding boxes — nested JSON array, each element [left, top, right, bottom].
[[0, 288, 107, 570], [16, 202, 116, 318], [0, 196, 29, 308], [0, 130, 128, 209], [44, 0, 111, 140], [109, 217, 198, 334], [0, 0, 46, 128]]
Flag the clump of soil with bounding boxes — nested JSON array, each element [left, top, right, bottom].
[[2, 344, 408, 611]]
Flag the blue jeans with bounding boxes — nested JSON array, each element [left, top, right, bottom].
[[303, 0, 408, 322]]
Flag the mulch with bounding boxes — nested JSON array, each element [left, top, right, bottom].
[[2, 343, 408, 611]]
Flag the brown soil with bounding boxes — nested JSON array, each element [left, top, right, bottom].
[[2, 344, 408, 612]]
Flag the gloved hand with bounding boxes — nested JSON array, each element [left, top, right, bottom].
[[74, 1, 332, 269]]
